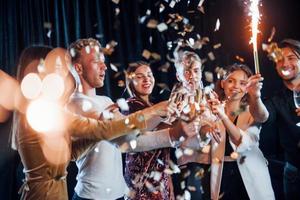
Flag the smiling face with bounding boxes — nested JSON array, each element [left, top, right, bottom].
[[275, 47, 300, 81], [132, 65, 155, 97], [78, 47, 107, 89], [183, 61, 202, 91], [221, 69, 249, 101]]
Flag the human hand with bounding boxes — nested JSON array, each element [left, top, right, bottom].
[[247, 73, 263, 99]]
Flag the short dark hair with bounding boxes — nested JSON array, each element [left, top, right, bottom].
[[68, 38, 102, 63], [279, 38, 300, 58]]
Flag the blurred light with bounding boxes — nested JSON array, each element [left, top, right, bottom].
[[21, 73, 42, 99], [26, 99, 64, 134], [41, 73, 65, 100]]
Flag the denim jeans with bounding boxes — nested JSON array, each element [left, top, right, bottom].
[[284, 162, 300, 200]]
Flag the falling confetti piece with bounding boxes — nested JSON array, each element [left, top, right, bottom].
[[180, 181, 185, 189], [214, 18, 220, 32], [194, 168, 205, 179], [118, 80, 125, 87], [85, 46, 91, 54], [159, 4, 165, 13], [201, 145, 210, 153], [158, 62, 170, 72], [175, 148, 183, 159], [146, 9, 151, 15], [110, 63, 118, 72], [129, 139, 137, 149], [43, 22, 52, 29], [213, 43, 222, 49], [142, 49, 151, 59], [183, 148, 194, 156], [268, 26, 276, 42], [207, 52, 215, 61], [111, 0, 120, 4], [147, 19, 158, 29], [94, 147, 99, 152], [157, 22, 168, 32], [70, 48, 76, 58], [115, 8, 120, 15], [187, 186, 196, 192], [235, 55, 245, 62], [198, 0, 205, 7], [169, 0, 176, 8], [204, 71, 214, 83], [156, 158, 164, 166], [184, 190, 191, 200], [151, 52, 161, 60], [47, 30, 52, 38]]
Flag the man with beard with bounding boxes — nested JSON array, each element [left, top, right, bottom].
[[261, 39, 300, 200]]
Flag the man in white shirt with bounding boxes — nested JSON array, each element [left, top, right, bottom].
[[67, 38, 199, 200]]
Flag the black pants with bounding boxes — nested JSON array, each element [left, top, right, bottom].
[[220, 161, 249, 200]]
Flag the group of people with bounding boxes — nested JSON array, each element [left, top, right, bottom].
[[0, 37, 299, 200]]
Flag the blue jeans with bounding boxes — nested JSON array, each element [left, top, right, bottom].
[[284, 162, 300, 200]]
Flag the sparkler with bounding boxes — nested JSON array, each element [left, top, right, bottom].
[[249, 0, 261, 74]]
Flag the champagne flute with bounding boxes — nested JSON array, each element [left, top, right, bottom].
[[293, 90, 300, 126]]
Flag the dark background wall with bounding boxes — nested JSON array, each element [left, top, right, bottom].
[[1, 0, 300, 199]]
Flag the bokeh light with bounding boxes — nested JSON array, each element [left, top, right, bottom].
[[21, 73, 42, 99]]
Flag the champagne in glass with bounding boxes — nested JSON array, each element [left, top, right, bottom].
[[293, 90, 300, 126]]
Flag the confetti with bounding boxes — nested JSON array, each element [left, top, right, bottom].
[[94, 147, 99, 152], [147, 19, 158, 29], [187, 186, 196, 192], [268, 26, 276, 42], [85, 46, 91, 54], [117, 80, 125, 87], [157, 158, 164, 165], [183, 148, 194, 156], [213, 43, 222, 49], [175, 148, 183, 159], [110, 63, 118, 72], [159, 4, 165, 13], [142, 49, 151, 59], [157, 22, 168, 32], [207, 52, 215, 61], [150, 171, 162, 181], [70, 48, 76, 58], [235, 55, 245, 62], [111, 0, 120, 4], [115, 8, 120, 15], [47, 30, 52, 38], [129, 139, 137, 149], [194, 168, 205, 179], [198, 0, 205, 7], [204, 71, 214, 83], [158, 62, 170, 72], [43, 22, 52, 29], [214, 18, 220, 32], [169, 0, 176, 8], [184, 190, 191, 200], [151, 52, 161, 60]]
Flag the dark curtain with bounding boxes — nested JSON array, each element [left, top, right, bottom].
[[1, 0, 300, 199]]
